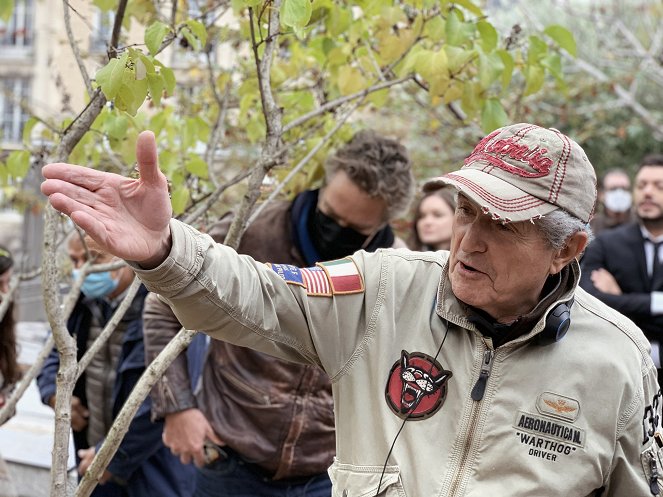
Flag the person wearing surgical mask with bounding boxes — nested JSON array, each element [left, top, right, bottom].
[[37, 234, 195, 497], [590, 168, 634, 235]]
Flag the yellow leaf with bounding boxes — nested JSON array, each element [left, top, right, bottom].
[[337, 66, 366, 95]]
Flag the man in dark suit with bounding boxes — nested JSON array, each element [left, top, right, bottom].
[[580, 153, 663, 385]]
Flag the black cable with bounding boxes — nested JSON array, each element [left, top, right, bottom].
[[374, 324, 450, 496]]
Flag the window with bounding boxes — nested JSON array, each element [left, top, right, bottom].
[[0, 78, 31, 144], [0, 0, 34, 48], [90, 9, 115, 53]]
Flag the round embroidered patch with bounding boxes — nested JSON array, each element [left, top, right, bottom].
[[385, 350, 452, 420]]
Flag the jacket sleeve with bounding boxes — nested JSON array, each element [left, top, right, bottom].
[[131, 219, 378, 378], [36, 341, 59, 406], [103, 394, 165, 481], [602, 361, 663, 496], [142, 292, 197, 419], [580, 236, 654, 317]]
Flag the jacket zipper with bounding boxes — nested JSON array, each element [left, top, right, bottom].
[[448, 343, 494, 497], [650, 450, 661, 495], [471, 348, 495, 401]]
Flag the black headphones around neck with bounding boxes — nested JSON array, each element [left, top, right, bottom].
[[537, 298, 574, 346]]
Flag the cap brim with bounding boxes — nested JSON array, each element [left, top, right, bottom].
[[423, 169, 557, 223]]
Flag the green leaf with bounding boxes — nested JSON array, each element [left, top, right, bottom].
[[337, 66, 366, 95], [0, 0, 13, 22], [184, 19, 208, 49], [147, 73, 164, 106], [326, 7, 352, 37], [95, 53, 129, 99], [282, 0, 313, 28], [445, 46, 476, 74], [145, 21, 170, 56], [22, 117, 38, 145], [527, 35, 548, 64], [524, 64, 545, 96], [541, 53, 563, 81], [160, 66, 176, 95], [544, 24, 576, 57], [452, 0, 483, 16], [477, 21, 498, 53], [171, 185, 190, 215], [424, 15, 445, 42], [478, 51, 504, 90], [481, 98, 508, 133], [6, 150, 31, 179], [105, 114, 129, 140], [0, 163, 8, 185], [496, 49, 514, 90], [185, 155, 209, 179], [414, 49, 449, 82], [182, 30, 200, 51], [445, 9, 464, 46]]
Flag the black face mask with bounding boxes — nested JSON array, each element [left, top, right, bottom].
[[309, 208, 371, 261]]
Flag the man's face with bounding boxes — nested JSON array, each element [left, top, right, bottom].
[[448, 194, 560, 323], [318, 170, 387, 236], [635, 165, 663, 222], [603, 172, 630, 192]]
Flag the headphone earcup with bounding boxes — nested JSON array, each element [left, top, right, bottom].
[[538, 302, 572, 346]]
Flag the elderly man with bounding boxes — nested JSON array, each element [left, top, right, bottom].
[[42, 123, 662, 496]]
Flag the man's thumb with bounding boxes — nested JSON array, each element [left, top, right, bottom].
[[135, 130, 160, 184]]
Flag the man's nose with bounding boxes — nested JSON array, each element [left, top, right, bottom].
[[459, 221, 487, 253]]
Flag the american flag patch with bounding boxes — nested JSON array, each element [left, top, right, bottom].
[[301, 266, 332, 296], [267, 263, 332, 296]]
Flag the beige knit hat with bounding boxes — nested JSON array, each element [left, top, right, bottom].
[[423, 123, 597, 223]]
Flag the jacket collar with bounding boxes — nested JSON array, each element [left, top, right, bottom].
[[435, 259, 580, 346]]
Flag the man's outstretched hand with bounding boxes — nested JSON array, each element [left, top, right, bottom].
[[41, 131, 173, 269]]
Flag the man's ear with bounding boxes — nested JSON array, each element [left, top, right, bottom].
[[549, 231, 589, 275]]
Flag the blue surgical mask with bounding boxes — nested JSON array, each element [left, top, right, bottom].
[[72, 269, 120, 299]]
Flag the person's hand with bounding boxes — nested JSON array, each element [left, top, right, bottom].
[[591, 268, 622, 295], [77, 447, 112, 483], [41, 131, 173, 269], [163, 408, 225, 467], [70, 396, 89, 432]]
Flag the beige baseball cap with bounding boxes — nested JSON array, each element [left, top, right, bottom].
[[424, 123, 597, 223]]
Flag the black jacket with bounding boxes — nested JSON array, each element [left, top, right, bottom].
[[580, 222, 663, 339]]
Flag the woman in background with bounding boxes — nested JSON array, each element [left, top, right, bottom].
[[0, 245, 19, 497], [410, 188, 456, 251]]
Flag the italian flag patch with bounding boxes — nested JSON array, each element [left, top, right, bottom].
[[318, 258, 364, 295]]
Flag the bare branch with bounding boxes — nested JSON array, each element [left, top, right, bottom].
[[224, 0, 284, 250], [62, 0, 92, 96], [282, 75, 413, 134]]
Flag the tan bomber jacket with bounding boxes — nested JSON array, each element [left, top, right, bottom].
[[133, 219, 663, 497]]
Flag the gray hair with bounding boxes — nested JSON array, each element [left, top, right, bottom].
[[536, 209, 594, 251], [324, 130, 415, 220]]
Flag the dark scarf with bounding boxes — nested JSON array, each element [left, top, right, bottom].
[[467, 265, 572, 348], [290, 189, 395, 265]]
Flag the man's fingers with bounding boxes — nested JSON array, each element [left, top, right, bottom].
[[135, 131, 161, 185], [42, 163, 113, 191]]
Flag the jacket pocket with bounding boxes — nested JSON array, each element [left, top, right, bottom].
[[641, 444, 663, 496], [329, 458, 407, 497]]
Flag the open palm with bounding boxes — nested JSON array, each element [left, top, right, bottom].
[[41, 131, 173, 267]]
